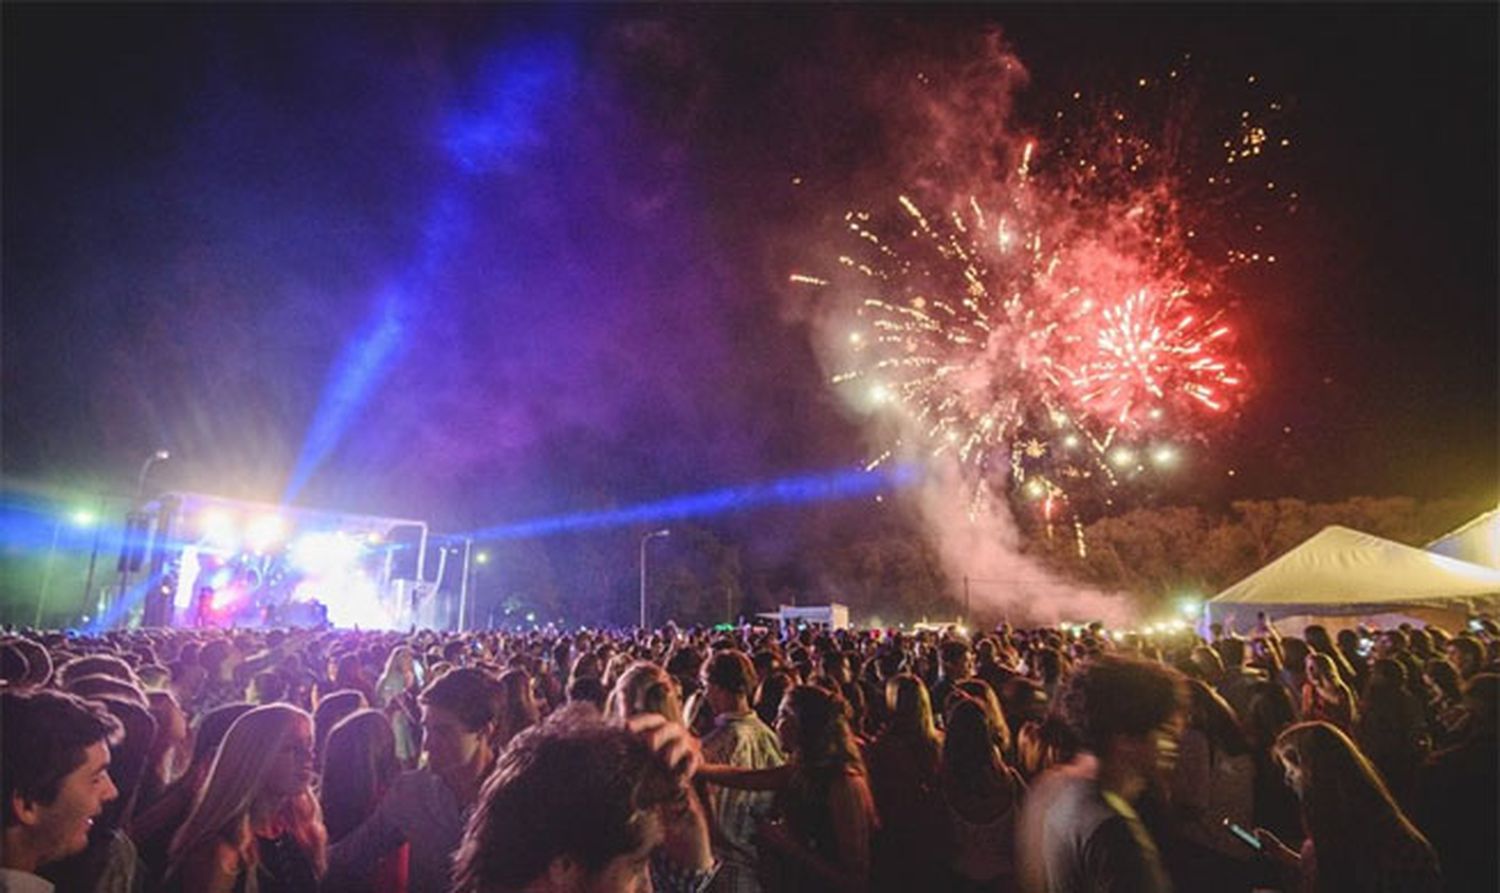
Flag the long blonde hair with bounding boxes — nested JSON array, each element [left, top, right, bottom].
[[168, 704, 327, 890], [606, 661, 682, 724]]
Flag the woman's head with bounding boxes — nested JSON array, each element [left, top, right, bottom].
[[170, 705, 324, 875], [494, 668, 541, 750], [605, 662, 682, 725], [319, 709, 398, 842], [1305, 652, 1336, 683], [954, 679, 1010, 755], [1184, 679, 1250, 755], [883, 673, 938, 742], [313, 689, 367, 770], [776, 685, 861, 773], [943, 696, 1006, 787]]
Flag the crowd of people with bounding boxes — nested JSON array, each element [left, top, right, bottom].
[[2, 612, 1496, 893]]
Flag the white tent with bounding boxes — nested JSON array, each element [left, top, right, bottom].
[[1426, 507, 1500, 570], [1207, 525, 1500, 622]]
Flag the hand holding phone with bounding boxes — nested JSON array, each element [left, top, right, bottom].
[[1223, 818, 1263, 851]]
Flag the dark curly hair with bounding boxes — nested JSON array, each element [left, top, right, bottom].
[[1055, 654, 1186, 753], [451, 706, 683, 892]]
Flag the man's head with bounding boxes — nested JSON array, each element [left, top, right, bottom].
[[453, 709, 683, 893], [701, 650, 757, 716], [2, 689, 123, 871], [939, 639, 973, 681], [1056, 655, 1187, 793], [419, 667, 500, 773], [1447, 635, 1483, 679]]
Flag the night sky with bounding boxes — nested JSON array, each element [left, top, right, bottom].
[[4, 3, 1496, 549]]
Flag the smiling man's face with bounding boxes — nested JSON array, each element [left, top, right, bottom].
[[29, 741, 118, 862]]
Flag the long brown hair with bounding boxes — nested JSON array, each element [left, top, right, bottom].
[[1275, 721, 1434, 891]]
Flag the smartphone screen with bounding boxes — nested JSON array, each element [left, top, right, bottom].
[[1223, 818, 1263, 851]]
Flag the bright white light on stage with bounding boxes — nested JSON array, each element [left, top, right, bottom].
[[247, 515, 287, 553], [1151, 445, 1178, 467], [200, 509, 238, 548], [289, 532, 364, 576]]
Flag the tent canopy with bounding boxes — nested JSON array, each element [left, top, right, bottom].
[[1427, 507, 1500, 570], [1207, 525, 1500, 621]]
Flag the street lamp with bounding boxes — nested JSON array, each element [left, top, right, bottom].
[[639, 529, 670, 629], [35, 508, 99, 626]]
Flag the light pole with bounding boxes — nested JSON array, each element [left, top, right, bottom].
[[638, 529, 670, 629], [115, 450, 170, 617], [35, 509, 98, 627]]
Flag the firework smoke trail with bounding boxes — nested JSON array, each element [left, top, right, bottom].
[[792, 36, 1292, 621]]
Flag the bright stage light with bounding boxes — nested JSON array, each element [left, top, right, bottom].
[[289, 531, 364, 576], [475, 551, 490, 565], [246, 515, 287, 553], [70, 509, 97, 528], [199, 509, 238, 548], [1151, 445, 1178, 467]]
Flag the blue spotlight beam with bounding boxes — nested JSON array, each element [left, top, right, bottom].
[[461, 465, 919, 542], [283, 38, 576, 501]]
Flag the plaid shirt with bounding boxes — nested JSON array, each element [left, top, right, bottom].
[[701, 711, 785, 893]]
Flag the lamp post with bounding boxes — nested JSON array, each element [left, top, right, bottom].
[[115, 450, 170, 616], [638, 528, 670, 629], [34, 509, 98, 627]]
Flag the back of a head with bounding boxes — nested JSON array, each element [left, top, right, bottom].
[[1057, 654, 1186, 755], [320, 709, 398, 842], [2, 689, 122, 829], [453, 708, 681, 893], [57, 653, 138, 688], [314, 689, 368, 768], [66, 673, 148, 709], [884, 673, 937, 739], [606, 662, 678, 724], [1216, 636, 1247, 669], [0, 642, 30, 685], [193, 702, 255, 767], [703, 650, 757, 699], [943, 696, 1003, 785]]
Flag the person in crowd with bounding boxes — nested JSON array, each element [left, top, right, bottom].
[[953, 679, 1012, 759], [1307, 626, 1361, 691], [166, 704, 325, 893], [1419, 658, 1467, 749], [135, 689, 190, 815], [246, 670, 288, 705], [1355, 657, 1428, 808], [700, 684, 877, 893], [132, 701, 256, 884], [865, 672, 948, 893], [1255, 721, 1440, 893], [375, 645, 423, 768], [698, 650, 784, 893], [1165, 680, 1257, 891], [493, 667, 542, 753], [2, 689, 122, 893], [1212, 637, 1268, 721], [1018, 654, 1187, 893], [1414, 673, 1498, 893], [566, 674, 608, 712], [1239, 680, 1302, 849], [1444, 635, 1484, 680], [326, 668, 501, 893], [752, 668, 793, 731], [319, 709, 405, 893], [452, 709, 716, 893], [313, 689, 368, 772], [942, 695, 1025, 892], [1301, 652, 1357, 733], [931, 639, 974, 712]]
